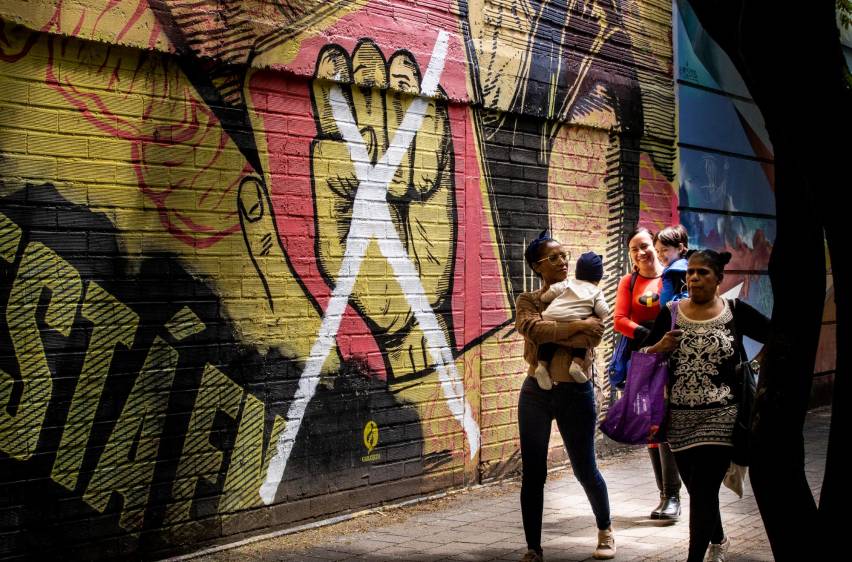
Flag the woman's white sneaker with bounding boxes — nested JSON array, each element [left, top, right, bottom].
[[705, 537, 730, 562], [592, 527, 616, 559]]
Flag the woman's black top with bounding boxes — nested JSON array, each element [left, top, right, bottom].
[[645, 298, 769, 452]]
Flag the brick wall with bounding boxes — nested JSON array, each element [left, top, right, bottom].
[[0, 0, 676, 558]]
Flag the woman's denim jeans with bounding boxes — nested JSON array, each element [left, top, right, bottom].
[[518, 376, 611, 551]]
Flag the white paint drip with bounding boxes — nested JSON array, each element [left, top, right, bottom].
[[260, 31, 479, 506]]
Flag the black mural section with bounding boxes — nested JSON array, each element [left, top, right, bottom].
[[0, 185, 424, 560]]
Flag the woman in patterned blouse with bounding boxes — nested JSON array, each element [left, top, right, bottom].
[[644, 249, 769, 562]]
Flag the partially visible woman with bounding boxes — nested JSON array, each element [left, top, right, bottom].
[[644, 250, 770, 562], [613, 227, 682, 520], [515, 232, 615, 561]]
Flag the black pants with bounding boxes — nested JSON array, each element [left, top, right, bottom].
[[648, 442, 682, 497], [674, 445, 731, 562], [518, 377, 610, 552]]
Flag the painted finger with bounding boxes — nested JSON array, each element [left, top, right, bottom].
[[385, 51, 421, 199], [412, 86, 452, 199], [462, 0, 532, 112], [310, 139, 358, 284], [404, 150, 455, 303], [237, 177, 342, 370], [311, 44, 352, 137], [350, 40, 389, 162], [238, 176, 284, 310]]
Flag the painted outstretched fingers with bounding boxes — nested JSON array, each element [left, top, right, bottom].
[[261, 31, 480, 505], [311, 39, 457, 376]]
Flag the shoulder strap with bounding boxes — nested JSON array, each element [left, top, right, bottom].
[[729, 298, 748, 362], [627, 270, 638, 316]]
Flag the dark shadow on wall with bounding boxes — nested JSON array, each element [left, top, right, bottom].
[[0, 184, 425, 560]]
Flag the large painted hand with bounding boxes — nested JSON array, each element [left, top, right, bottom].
[[462, 0, 535, 113], [462, 0, 622, 127], [0, 19, 337, 364], [460, 0, 664, 306], [309, 40, 457, 376], [462, 0, 674, 177]]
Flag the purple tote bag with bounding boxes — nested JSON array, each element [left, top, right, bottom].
[[600, 303, 678, 444]]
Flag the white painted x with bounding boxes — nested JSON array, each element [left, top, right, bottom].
[[260, 31, 479, 505]]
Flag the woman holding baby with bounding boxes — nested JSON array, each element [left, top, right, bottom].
[[514, 230, 615, 562]]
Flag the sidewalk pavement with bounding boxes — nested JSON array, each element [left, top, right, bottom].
[[195, 407, 829, 562]]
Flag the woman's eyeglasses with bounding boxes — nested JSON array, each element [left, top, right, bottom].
[[536, 251, 569, 265]]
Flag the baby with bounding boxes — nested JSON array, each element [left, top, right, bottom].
[[654, 225, 689, 306], [534, 251, 609, 389]]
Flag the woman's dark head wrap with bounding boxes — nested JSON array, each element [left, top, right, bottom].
[[524, 229, 555, 273]]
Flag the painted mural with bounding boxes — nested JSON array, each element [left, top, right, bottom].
[[0, 0, 677, 557], [675, 0, 835, 367], [675, 0, 776, 326]]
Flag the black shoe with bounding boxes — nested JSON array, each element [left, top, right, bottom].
[[650, 496, 666, 519], [657, 496, 681, 520]]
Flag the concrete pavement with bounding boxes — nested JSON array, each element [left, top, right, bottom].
[[190, 407, 829, 561]]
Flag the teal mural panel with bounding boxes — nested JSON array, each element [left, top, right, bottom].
[[679, 148, 775, 215]]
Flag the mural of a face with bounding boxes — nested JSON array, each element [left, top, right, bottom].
[[458, 0, 673, 302]]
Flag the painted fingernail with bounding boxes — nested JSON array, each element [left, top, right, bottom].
[[238, 177, 264, 223]]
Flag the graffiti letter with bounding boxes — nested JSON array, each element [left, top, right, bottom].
[[165, 364, 242, 525], [221, 393, 285, 511], [83, 336, 177, 531], [52, 283, 140, 491], [1, 242, 82, 460], [0, 212, 21, 264]]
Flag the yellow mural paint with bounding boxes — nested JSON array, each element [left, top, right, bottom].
[[163, 306, 206, 342], [165, 364, 243, 525], [251, 0, 367, 69], [83, 336, 178, 531], [1, 241, 82, 460], [220, 393, 286, 512], [52, 282, 140, 491], [360, 420, 380, 462], [0, 0, 170, 54], [0, 212, 21, 263], [363, 420, 379, 453], [229, 173, 337, 365]]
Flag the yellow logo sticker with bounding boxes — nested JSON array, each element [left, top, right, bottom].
[[363, 420, 379, 453]]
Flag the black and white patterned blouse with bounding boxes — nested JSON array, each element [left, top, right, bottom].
[[645, 298, 770, 452]]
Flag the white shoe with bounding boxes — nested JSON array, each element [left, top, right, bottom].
[[705, 537, 730, 562], [592, 527, 616, 559], [568, 361, 589, 383], [533, 364, 553, 390]]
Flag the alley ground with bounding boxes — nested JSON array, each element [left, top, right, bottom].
[[184, 407, 829, 561]]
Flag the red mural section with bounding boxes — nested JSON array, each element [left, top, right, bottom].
[[249, 68, 510, 377]]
